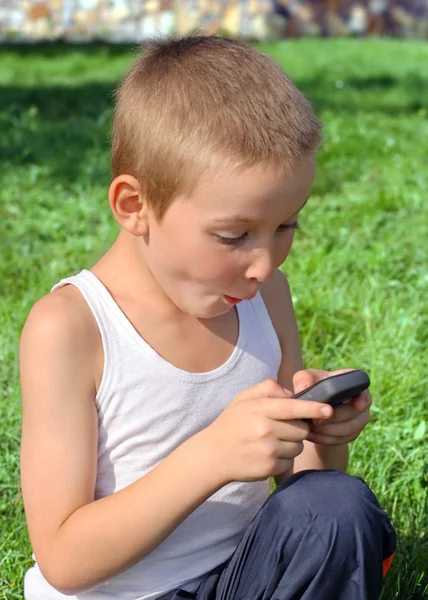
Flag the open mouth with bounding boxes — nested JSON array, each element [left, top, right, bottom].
[[224, 295, 243, 304]]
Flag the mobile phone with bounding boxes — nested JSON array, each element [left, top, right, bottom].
[[293, 370, 370, 407]]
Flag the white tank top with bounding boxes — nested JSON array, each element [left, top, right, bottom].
[[24, 269, 282, 600]]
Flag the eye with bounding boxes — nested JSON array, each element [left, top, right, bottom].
[[216, 232, 248, 245], [277, 221, 300, 233], [216, 221, 299, 245]]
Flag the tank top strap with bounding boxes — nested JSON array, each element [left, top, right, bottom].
[[50, 269, 130, 399], [50, 268, 122, 344], [50, 270, 281, 381]]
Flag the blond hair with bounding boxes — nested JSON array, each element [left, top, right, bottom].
[[111, 35, 321, 223]]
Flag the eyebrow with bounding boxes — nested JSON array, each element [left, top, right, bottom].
[[206, 195, 311, 226], [208, 216, 254, 225]]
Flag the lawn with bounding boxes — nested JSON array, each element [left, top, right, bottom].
[[0, 39, 427, 599]]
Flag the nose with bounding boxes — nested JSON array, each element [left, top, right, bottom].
[[245, 243, 277, 283]]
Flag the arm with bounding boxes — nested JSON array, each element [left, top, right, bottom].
[[260, 270, 348, 488], [20, 289, 225, 595]]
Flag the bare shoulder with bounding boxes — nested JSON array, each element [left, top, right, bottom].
[[20, 284, 101, 401], [22, 284, 93, 334], [21, 285, 99, 363]]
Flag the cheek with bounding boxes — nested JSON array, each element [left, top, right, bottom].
[[155, 229, 231, 280], [191, 239, 249, 288], [195, 242, 242, 280], [279, 231, 295, 257]]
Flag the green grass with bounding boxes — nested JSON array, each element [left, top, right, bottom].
[[0, 39, 427, 599]]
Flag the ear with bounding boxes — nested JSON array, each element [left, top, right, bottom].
[[108, 175, 149, 236]]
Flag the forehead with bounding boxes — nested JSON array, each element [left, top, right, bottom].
[[189, 159, 316, 222]]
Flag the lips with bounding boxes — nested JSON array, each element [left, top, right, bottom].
[[225, 293, 257, 302], [224, 295, 242, 303]]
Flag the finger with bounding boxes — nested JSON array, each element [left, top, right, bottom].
[[276, 440, 305, 460], [293, 368, 354, 395], [312, 401, 360, 425], [241, 378, 290, 401], [307, 430, 361, 445], [310, 410, 371, 438], [273, 419, 310, 442], [350, 390, 372, 413], [293, 369, 327, 394], [263, 397, 333, 421], [311, 391, 372, 426]]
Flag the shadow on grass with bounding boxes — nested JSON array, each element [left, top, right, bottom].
[[0, 82, 115, 186], [0, 40, 139, 57], [296, 72, 428, 115], [0, 43, 427, 187]]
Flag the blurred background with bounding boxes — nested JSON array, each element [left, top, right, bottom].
[[1, 2, 427, 600], [0, 0, 428, 42]]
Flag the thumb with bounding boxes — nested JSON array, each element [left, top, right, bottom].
[[293, 370, 316, 394], [293, 368, 332, 394], [294, 368, 356, 395], [294, 380, 309, 394], [282, 387, 294, 397]]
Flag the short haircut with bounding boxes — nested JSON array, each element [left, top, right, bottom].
[[111, 35, 321, 223]]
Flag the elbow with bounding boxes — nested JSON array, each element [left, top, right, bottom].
[[38, 557, 100, 596], [42, 573, 87, 596], [51, 583, 83, 597]]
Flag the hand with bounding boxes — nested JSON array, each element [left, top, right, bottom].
[[204, 378, 333, 484], [293, 369, 372, 446]]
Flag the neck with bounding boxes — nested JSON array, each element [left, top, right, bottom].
[[91, 230, 185, 318]]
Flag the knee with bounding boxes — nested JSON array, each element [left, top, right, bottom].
[[259, 471, 395, 592], [269, 469, 383, 533]]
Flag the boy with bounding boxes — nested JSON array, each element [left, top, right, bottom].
[[20, 35, 396, 600]]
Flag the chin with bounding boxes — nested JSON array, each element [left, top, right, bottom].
[[198, 307, 227, 319], [196, 301, 231, 320]]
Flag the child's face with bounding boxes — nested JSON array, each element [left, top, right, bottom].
[[142, 157, 315, 319]]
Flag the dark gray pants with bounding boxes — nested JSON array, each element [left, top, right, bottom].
[[158, 470, 396, 600]]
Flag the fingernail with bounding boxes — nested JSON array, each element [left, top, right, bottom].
[[294, 381, 307, 393], [282, 388, 293, 396], [321, 407, 332, 417]]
